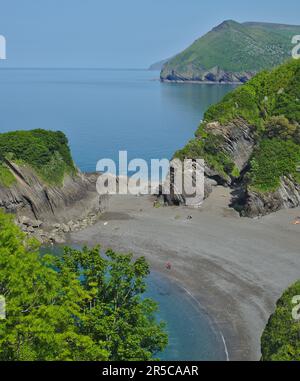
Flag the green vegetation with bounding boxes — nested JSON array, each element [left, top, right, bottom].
[[161, 20, 300, 80], [0, 211, 167, 360], [248, 139, 300, 192], [175, 59, 300, 191], [0, 129, 76, 186], [0, 163, 16, 187], [261, 280, 300, 361]]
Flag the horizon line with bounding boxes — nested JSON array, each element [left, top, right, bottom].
[[0, 66, 153, 71]]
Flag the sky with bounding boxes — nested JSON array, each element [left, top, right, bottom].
[[0, 0, 299, 68]]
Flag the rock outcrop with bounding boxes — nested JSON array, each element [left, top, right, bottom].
[[168, 59, 300, 216], [243, 176, 300, 217], [161, 67, 254, 84], [205, 119, 256, 173], [164, 117, 300, 216], [161, 117, 256, 207], [0, 160, 105, 243]]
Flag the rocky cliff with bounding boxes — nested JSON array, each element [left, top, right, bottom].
[[0, 129, 105, 243], [0, 159, 104, 243], [161, 67, 254, 84], [171, 60, 300, 216], [243, 176, 300, 217]]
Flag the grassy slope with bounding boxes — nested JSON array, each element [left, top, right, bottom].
[[175, 59, 300, 192], [0, 129, 76, 187], [261, 280, 300, 361], [162, 20, 300, 75]]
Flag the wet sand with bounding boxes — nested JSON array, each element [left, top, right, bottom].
[[71, 186, 300, 361]]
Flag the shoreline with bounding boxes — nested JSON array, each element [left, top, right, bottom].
[[142, 254, 238, 361], [70, 186, 300, 361], [160, 79, 243, 85], [163, 273, 230, 361], [149, 269, 228, 361]]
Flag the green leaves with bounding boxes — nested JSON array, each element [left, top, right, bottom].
[[261, 280, 300, 361], [0, 211, 167, 360], [0, 129, 76, 186], [249, 139, 300, 192]]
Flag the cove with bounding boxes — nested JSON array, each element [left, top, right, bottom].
[[40, 245, 226, 361]]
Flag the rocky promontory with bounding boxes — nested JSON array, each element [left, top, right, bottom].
[[0, 130, 104, 243], [170, 60, 300, 217], [160, 20, 300, 84]]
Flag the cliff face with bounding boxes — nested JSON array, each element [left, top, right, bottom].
[[160, 20, 300, 83], [166, 118, 300, 216], [161, 67, 254, 84], [171, 60, 300, 216], [205, 119, 256, 173], [0, 160, 103, 243], [243, 176, 300, 217], [0, 129, 107, 243], [203, 119, 300, 216]]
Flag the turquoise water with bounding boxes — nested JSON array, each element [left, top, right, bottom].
[[1, 69, 233, 360], [147, 272, 225, 361], [40, 246, 225, 361], [0, 68, 234, 172]]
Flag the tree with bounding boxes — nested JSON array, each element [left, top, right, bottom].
[[261, 280, 300, 361], [0, 211, 167, 360]]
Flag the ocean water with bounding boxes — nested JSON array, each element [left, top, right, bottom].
[[147, 272, 225, 361], [40, 245, 225, 361], [1, 69, 233, 360], [0, 68, 235, 172]]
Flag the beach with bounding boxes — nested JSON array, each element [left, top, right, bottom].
[[71, 186, 300, 361]]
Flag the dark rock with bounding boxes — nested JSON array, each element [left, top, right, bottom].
[[0, 161, 101, 225], [205, 118, 255, 174], [243, 176, 300, 217], [0, 161, 105, 243]]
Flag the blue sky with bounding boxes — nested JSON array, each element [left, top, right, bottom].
[[0, 0, 299, 68]]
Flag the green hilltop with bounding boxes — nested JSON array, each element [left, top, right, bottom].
[[0, 129, 76, 186], [160, 20, 300, 82]]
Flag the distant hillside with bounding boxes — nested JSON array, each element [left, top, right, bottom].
[[160, 20, 300, 83], [148, 58, 169, 71]]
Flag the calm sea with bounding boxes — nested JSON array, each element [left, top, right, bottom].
[[0, 68, 235, 172]]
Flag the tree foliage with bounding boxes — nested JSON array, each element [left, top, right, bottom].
[[261, 280, 300, 361], [0, 129, 76, 185], [0, 211, 167, 360]]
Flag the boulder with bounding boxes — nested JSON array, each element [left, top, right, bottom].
[[243, 176, 300, 217]]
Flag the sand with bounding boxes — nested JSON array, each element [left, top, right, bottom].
[[71, 186, 300, 361]]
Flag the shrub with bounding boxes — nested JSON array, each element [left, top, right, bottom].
[[265, 115, 298, 140], [0, 164, 16, 187], [0, 129, 76, 186], [261, 280, 300, 361], [249, 139, 300, 192]]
